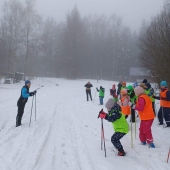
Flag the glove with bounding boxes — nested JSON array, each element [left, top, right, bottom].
[[99, 111, 107, 119], [34, 90, 37, 95], [29, 92, 34, 96]]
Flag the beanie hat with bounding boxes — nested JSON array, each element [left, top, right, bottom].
[[140, 83, 147, 89], [160, 81, 167, 87], [25, 80, 31, 85], [122, 82, 126, 86], [112, 84, 115, 88], [133, 82, 139, 88], [134, 86, 145, 96], [121, 89, 127, 95], [127, 85, 133, 91], [105, 98, 115, 109], [142, 79, 147, 83]]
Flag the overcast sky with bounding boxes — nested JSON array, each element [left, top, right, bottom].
[[0, 0, 164, 31]]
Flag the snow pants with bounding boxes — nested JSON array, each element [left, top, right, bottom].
[[16, 104, 26, 127], [158, 107, 170, 126], [139, 119, 154, 144], [111, 132, 126, 152], [86, 90, 92, 101], [99, 97, 104, 105]]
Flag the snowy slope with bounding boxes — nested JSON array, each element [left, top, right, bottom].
[[0, 78, 169, 170]]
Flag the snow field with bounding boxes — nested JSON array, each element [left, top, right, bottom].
[[0, 78, 169, 170]]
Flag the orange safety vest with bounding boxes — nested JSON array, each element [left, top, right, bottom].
[[160, 89, 170, 108], [136, 94, 155, 120], [121, 97, 131, 115]]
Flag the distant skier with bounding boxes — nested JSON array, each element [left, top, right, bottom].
[[84, 82, 93, 101], [153, 81, 170, 127], [110, 84, 118, 102], [131, 85, 156, 148], [117, 81, 122, 98], [96, 86, 105, 105], [98, 98, 129, 156], [16, 80, 36, 127]]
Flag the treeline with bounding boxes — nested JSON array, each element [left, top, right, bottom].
[[139, 0, 170, 85], [0, 0, 140, 80]]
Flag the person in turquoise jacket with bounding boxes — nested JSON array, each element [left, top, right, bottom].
[[96, 86, 105, 105], [98, 98, 129, 156]]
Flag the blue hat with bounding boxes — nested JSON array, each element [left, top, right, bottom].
[[160, 81, 167, 87], [25, 80, 31, 85], [133, 82, 139, 88]]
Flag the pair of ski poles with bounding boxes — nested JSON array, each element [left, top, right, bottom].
[[98, 110, 107, 157]]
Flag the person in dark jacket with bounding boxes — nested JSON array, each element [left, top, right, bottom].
[[153, 81, 170, 127], [16, 80, 36, 127], [117, 81, 122, 98], [142, 79, 148, 84], [84, 82, 93, 101]]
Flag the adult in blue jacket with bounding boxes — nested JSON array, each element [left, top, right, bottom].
[[16, 80, 36, 127]]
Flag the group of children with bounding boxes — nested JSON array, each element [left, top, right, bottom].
[[98, 79, 170, 156]]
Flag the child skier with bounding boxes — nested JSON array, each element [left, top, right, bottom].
[[153, 81, 170, 127], [130, 86, 156, 148], [98, 98, 129, 156], [96, 86, 105, 105], [119, 89, 131, 119], [110, 84, 118, 101]]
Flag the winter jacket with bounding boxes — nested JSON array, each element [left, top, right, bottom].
[[145, 88, 155, 102], [154, 88, 170, 108], [135, 94, 155, 120], [105, 103, 129, 134], [85, 84, 93, 91], [120, 96, 131, 115], [97, 87, 105, 97], [117, 83, 122, 95], [17, 86, 30, 107]]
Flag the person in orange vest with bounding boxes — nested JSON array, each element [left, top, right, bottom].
[[119, 89, 131, 119], [129, 85, 156, 148], [153, 81, 170, 127]]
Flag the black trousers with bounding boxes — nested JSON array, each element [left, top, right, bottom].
[[158, 107, 170, 125], [111, 132, 126, 152], [16, 104, 26, 127], [86, 90, 92, 101], [131, 108, 136, 122]]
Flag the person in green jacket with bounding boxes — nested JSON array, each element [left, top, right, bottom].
[[98, 98, 129, 156], [96, 86, 105, 105]]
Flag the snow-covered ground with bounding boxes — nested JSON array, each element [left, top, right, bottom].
[[0, 78, 169, 170]]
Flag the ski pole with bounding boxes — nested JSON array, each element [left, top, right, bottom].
[[131, 109, 133, 148], [29, 95, 34, 127], [135, 111, 137, 139], [101, 119, 103, 150], [167, 147, 170, 163], [101, 118, 107, 157], [35, 93, 36, 121]]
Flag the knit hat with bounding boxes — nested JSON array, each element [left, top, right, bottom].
[[133, 82, 139, 88], [105, 98, 115, 109], [134, 86, 145, 96], [160, 81, 167, 87], [25, 80, 31, 85], [112, 84, 115, 88], [122, 82, 126, 86], [127, 85, 133, 91], [142, 79, 147, 83], [121, 89, 127, 95]]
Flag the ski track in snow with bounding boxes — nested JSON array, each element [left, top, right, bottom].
[[0, 78, 170, 170]]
